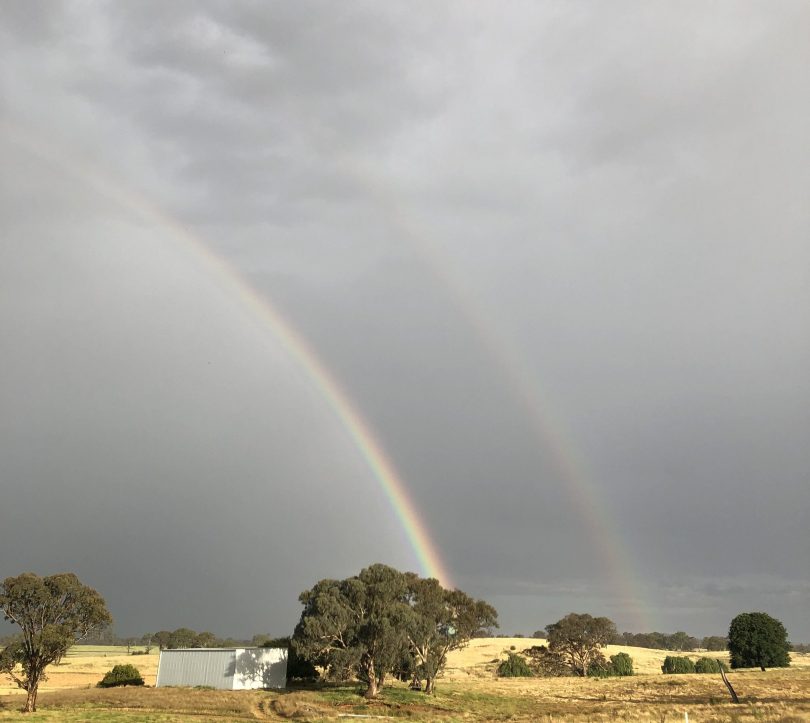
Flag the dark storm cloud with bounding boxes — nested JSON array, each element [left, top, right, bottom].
[[2, 1, 809, 640]]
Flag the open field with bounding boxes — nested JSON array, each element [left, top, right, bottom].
[[0, 642, 808, 721]]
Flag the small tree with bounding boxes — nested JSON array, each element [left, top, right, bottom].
[[728, 612, 790, 670], [497, 652, 533, 677], [0, 573, 112, 712], [545, 613, 617, 676]]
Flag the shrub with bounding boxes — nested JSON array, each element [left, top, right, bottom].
[[661, 656, 695, 674], [587, 652, 633, 677], [497, 652, 533, 677], [695, 657, 728, 674], [610, 652, 634, 676], [97, 664, 144, 688]]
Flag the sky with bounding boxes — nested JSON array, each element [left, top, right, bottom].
[[1, 1, 808, 642]]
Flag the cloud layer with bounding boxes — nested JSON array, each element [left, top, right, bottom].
[[2, 1, 808, 639]]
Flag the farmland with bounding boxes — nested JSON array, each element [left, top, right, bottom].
[[1, 640, 809, 721]]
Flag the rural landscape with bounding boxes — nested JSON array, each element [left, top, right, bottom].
[[3, 2, 809, 722], [0, 569, 808, 721]]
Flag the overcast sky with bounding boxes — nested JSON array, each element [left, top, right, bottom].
[[2, 1, 808, 641]]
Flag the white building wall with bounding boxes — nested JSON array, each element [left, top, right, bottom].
[[232, 647, 288, 690]]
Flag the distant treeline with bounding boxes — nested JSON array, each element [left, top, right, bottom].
[[614, 632, 726, 652], [528, 629, 727, 652], [76, 628, 275, 650]]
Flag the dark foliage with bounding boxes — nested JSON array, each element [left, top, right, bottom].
[[728, 612, 790, 670], [661, 656, 696, 674], [97, 664, 145, 688]]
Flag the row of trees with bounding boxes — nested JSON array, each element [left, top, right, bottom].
[[291, 564, 497, 698]]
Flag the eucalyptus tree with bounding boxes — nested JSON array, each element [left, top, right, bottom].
[[0, 573, 112, 713], [545, 613, 617, 676], [293, 564, 411, 698], [403, 575, 498, 693]]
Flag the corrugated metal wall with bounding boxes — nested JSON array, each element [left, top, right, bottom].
[[156, 648, 288, 689], [156, 649, 236, 689]]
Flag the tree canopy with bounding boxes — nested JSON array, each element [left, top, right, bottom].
[[545, 613, 617, 677], [292, 564, 497, 698], [0, 572, 112, 712], [728, 612, 790, 670]]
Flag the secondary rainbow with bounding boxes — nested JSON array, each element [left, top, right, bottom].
[[326, 151, 654, 631], [5, 123, 453, 589]]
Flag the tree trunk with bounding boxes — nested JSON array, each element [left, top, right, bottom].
[[363, 659, 378, 699], [424, 676, 435, 694], [25, 684, 37, 713]]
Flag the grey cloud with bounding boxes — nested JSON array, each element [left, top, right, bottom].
[[2, 1, 809, 641]]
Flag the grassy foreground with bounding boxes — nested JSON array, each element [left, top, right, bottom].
[[0, 642, 807, 721]]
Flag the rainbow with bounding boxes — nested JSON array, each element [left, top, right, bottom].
[[8, 122, 653, 630], [4, 123, 453, 589], [320, 151, 653, 631]]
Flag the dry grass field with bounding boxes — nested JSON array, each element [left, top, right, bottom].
[[0, 642, 808, 721]]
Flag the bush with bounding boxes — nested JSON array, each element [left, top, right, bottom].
[[694, 657, 728, 674], [497, 652, 533, 677], [661, 656, 695, 674], [587, 652, 633, 678], [728, 612, 790, 670], [97, 664, 144, 688], [610, 652, 634, 676]]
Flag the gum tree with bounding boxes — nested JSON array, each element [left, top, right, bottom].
[[403, 575, 498, 693], [545, 613, 617, 676], [0, 573, 112, 712]]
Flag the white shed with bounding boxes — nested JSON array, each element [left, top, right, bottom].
[[156, 647, 287, 690]]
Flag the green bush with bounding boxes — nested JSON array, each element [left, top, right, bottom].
[[694, 657, 728, 674], [97, 664, 144, 688], [661, 656, 695, 674], [587, 652, 634, 677], [497, 652, 533, 677], [610, 652, 634, 676]]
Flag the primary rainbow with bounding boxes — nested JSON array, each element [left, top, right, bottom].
[[5, 124, 453, 589]]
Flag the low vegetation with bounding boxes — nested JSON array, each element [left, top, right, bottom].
[[97, 664, 144, 688]]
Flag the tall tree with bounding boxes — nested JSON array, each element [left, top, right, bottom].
[[293, 564, 410, 698], [545, 613, 617, 676], [403, 575, 498, 693], [0, 573, 112, 712], [728, 612, 790, 670]]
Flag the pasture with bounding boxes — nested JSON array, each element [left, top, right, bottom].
[[0, 640, 808, 721]]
